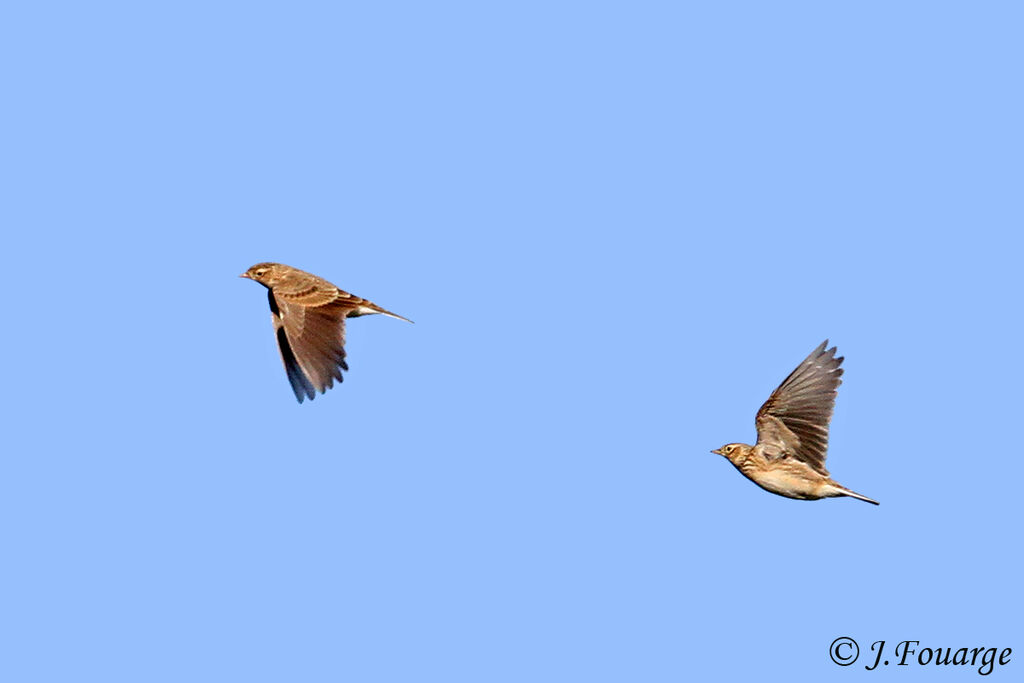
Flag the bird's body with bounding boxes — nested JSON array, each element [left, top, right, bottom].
[[718, 443, 875, 503], [240, 262, 410, 402], [712, 341, 878, 505]]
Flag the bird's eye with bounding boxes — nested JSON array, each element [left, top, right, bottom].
[[724, 445, 733, 454], [255, 269, 266, 277]]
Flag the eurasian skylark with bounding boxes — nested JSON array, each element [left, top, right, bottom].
[[241, 262, 411, 402], [712, 341, 878, 505]]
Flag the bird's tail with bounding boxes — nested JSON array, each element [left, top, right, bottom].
[[376, 307, 414, 324], [837, 485, 879, 506], [356, 301, 414, 323]]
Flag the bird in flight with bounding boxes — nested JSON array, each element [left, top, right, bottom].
[[712, 341, 878, 505], [241, 262, 411, 402]]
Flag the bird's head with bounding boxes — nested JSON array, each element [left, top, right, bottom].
[[240, 262, 285, 286], [711, 443, 748, 463]]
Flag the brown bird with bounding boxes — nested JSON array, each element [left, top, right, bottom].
[[712, 341, 878, 505], [241, 262, 411, 402]]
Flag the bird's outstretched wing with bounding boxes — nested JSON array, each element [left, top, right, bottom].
[[268, 282, 362, 402], [755, 341, 844, 476]]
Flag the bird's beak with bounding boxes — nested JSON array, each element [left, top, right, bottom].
[[710, 448, 723, 455], [239, 273, 251, 279]]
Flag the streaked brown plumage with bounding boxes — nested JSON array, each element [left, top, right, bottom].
[[241, 262, 411, 402], [712, 341, 878, 505]]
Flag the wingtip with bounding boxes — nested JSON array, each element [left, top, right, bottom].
[[814, 339, 842, 362]]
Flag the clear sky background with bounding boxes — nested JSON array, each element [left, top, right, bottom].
[[2, 2, 1021, 681]]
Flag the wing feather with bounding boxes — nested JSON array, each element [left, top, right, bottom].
[[269, 286, 356, 403], [755, 341, 844, 476]]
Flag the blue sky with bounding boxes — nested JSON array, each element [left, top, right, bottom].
[[2, 2, 1021, 680]]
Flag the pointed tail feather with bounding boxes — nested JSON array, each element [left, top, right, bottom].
[[356, 302, 414, 323], [378, 308, 414, 324], [840, 486, 879, 505]]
